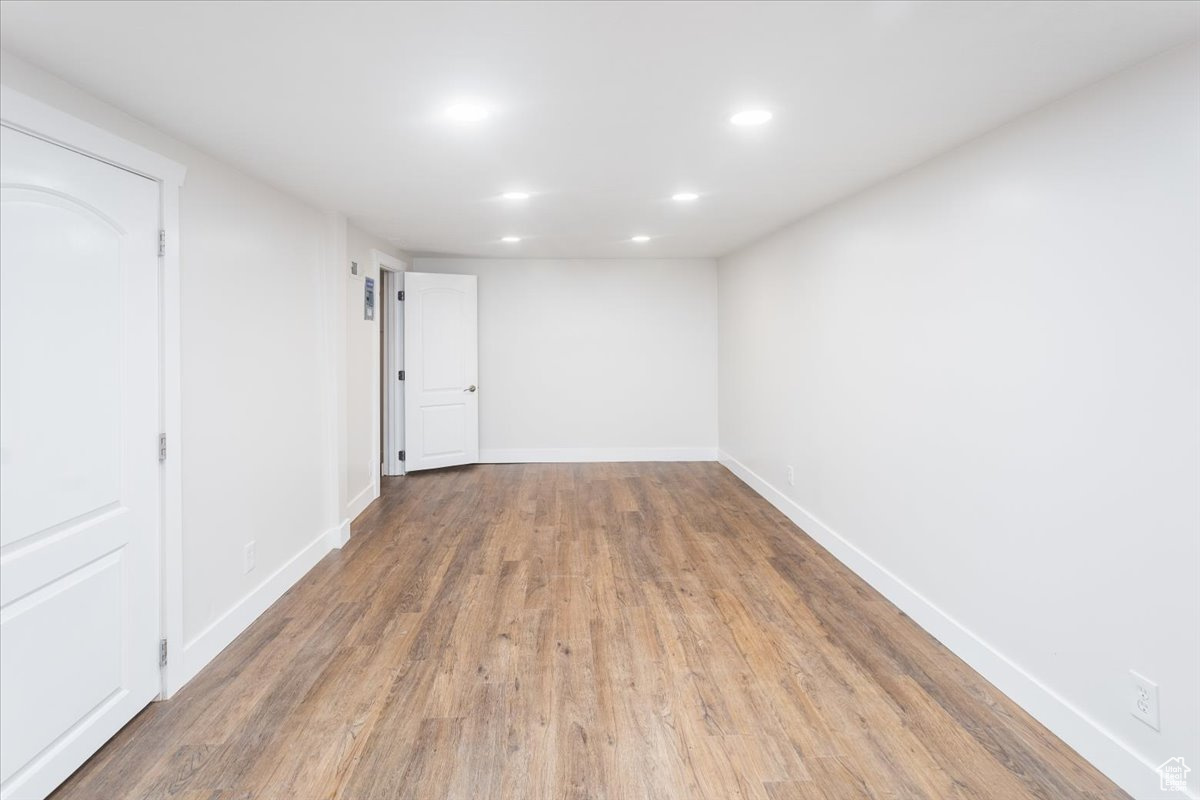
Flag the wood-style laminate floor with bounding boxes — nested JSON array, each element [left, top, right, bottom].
[[51, 463, 1127, 800]]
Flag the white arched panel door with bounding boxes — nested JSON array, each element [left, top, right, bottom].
[[0, 126, 161, 800], [403, 273, 478, 471]]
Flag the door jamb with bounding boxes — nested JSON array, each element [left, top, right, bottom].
[[373, 250, 407, 497], [0, 86, 189, 698]]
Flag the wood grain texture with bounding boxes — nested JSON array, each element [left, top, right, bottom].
[[50, 463, 1128, 800]]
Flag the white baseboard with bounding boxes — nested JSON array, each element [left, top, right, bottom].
[[347, 481, 378, 523], [480, 447, 718, 463], [178, 526, 336, 689], [718, 450, 1188, 800], [326, 517, 351, 550]]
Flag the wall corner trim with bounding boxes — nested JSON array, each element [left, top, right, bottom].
[[346, 483, 378, 526], [716, 450, 1190, 800], [328, 518, 351, 550]]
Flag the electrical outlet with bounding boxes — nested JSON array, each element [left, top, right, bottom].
[[786, 465, 795, 486], [244, 541, 256, 574], [1130, 670, 1160, 730]]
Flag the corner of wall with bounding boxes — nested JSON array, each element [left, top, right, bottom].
[[178, 527, 338, 691], [716, 450, 1191, 800]]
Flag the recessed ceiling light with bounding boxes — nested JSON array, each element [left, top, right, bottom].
[[672, 192, 699, 202], [502, 191, 530, 200], [730, 109, 772, 126], [631, 235, 651, 243], [501, 236, 521, 243], [446, 103, 490, 122]]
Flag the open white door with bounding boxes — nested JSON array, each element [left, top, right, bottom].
[[0, 126, 161, 800], [403, 272, 479, 471]]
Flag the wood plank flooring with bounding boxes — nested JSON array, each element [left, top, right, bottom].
[[50, 463, 1128, 800]]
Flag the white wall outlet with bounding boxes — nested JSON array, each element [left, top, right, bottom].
[[786, 465, 795, 486], [244, 541, 256, 574], [1130, 670, 1160, 730]]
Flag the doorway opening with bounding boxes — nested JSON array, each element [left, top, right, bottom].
[[374, 251, 407, 491]]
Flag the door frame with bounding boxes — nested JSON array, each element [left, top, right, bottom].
[[0, 86, 189, 698], [372, 250, 407, 494]]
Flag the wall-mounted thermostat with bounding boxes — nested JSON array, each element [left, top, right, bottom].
[[364, 277, 375, 320]]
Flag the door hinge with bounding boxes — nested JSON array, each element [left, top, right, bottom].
[[398, 370, 404, 381], [159, 638, 168, 667], [398, 290, 404, 301], [158, 230, 166, 257], [158, 433, 167, 462], [399, 450, 405, 462]]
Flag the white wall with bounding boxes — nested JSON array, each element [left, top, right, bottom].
[[6, 35, 1196, 799], [345, 226, 405, 518], [413, 258, 718, 461], [717, 43, 1200, 800], [0, 51, 349, 688]]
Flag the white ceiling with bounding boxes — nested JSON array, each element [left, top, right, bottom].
[[2, 1, 1197, 258]]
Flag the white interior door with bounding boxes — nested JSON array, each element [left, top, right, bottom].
[[0, 126, 161, 800], [403, 272, 478, 471]]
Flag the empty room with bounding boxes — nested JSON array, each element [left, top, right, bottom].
[[0, 1, 1197, 799]]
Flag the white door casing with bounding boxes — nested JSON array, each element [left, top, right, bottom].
[[0, 126, 161, 800], [376, 253, 407, 480], [383, 268, 404, 478], [402, 272, 479, 471]]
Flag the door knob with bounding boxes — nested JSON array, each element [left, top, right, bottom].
[[465, 384, 477, 392]]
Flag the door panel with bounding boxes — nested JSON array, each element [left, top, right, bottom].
[[419, 289, 466, 390], [419, 404, 468, 457], [1, 552, 124, 782], [1, 192, 123, 547], [0, 126, 161, 800], [403, 273, 478, 471]]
